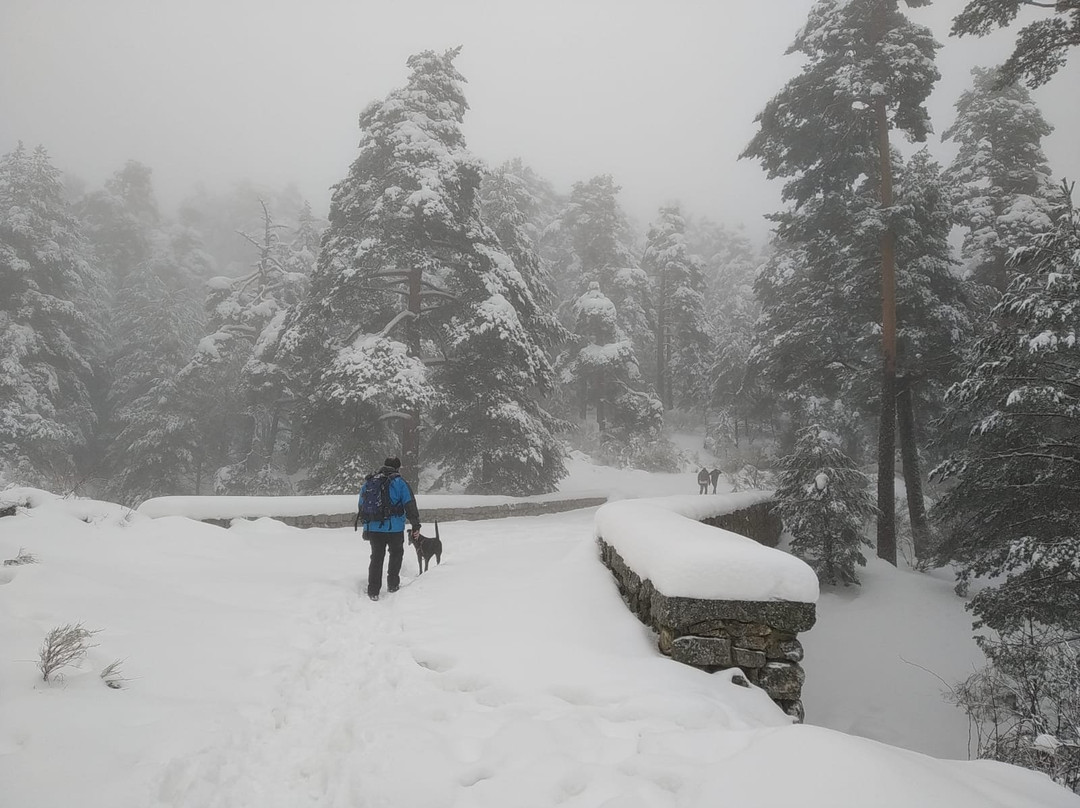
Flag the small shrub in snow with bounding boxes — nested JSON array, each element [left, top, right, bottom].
[[774, 424, 874, 586], [38, 623, 100, 683], [100, 659, 128, 689], [948, 623, 1080, 793], [3, 547, 37, 566]]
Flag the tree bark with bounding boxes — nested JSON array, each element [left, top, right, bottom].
[[656, 274, 668, 409], [875, 95, 898, 566], [401, 265, 422, 490], [896, 375, 932, 561]]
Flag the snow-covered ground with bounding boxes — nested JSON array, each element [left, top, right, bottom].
[[1, 452, 1077, 807]]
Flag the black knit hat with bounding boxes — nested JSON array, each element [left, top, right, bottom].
[[383, 456, 401, 469]]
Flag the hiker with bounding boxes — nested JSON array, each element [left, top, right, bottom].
[[358, 456, 421, 601], [697, 467, 710, 495], [710, 467, 721, 494]]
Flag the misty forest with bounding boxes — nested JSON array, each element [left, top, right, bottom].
[[3, 0, 1080, 790]]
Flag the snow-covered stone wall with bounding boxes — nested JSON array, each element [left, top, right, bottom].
[[595, 493, 817, 720], [137, 493, 607, 527]]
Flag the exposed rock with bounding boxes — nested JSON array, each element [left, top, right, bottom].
[[757, 662, 805, 699], [766, 637, 804, 663], [671, 636, 732, 668], [653, 596, 816, 635], [732, 647, 766, 668]]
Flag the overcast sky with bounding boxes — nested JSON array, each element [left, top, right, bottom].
[[1, 0, 1076, 242]]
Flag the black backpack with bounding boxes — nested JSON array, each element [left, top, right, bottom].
[[358, 472, 404, 526]]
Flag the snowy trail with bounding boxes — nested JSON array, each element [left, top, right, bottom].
[[153, 510, 786, 807], [6, 492, 1077, 807]]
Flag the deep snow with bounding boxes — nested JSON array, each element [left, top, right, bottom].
[[1, 454, 1077, 807]]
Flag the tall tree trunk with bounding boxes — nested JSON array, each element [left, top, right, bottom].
[[875, 96, 898, 566], [401, 266, 422, 490], [896, 375, 931, 561], [265, 403, 281, 469], [596, 373, 606, 434], [656, 275, 667, 408]]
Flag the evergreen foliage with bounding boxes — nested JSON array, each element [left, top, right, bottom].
[[285, 48, 563, 494], [775, 423, 875, 586], [952, 0, 1080, 88], [932, 190, 1080, 633], [104, 227, 211, 503], [944, 66, 1059, 296], [0, 143, 103, 487], [641, 205, 710, 411], [560, 282, 668, 470]]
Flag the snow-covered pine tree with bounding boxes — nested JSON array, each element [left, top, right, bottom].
[[285, 48, 563, 494], [104, 225, 213, 503], [641, 205, 710, 411], [688, 220, 765, 438], [944, 66, 1059, 298], [104, 263, 202, 504], [78, 160, 160, 308], [560, 282, 669, 469], [480, 159, 568, 357], [743, 0, 941, 564], [775, 424, 875, 586], [0, 143, 103, 488], [932, 188, 1080, 633], [952, 0, 1080, 88]]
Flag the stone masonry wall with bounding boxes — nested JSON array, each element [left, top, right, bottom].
[[598, 502, 815, 721], [199, 496, 608, 528]]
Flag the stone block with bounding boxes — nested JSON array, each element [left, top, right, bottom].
[[658, 627, 675, 655], [735, 635, 767, 652], [757, 662, 805, 699], [653, 596, 816, 634], [766, 638, 804, 663], [732, 647, 766, 668], [671, 636, 732, 668]]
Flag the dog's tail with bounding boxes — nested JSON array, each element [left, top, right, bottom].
[[435, 519, 439, 541]]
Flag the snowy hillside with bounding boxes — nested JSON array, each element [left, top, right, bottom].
[[1, 458, 1077, 807]]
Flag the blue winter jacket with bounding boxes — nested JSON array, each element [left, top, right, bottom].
[[359, 470, 420, 534]]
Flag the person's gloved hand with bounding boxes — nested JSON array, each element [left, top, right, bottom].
[[410, 525, 421, 540]]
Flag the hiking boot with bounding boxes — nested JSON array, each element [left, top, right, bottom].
[[388, 585, 399, 593], [368, 592, 379, 602]]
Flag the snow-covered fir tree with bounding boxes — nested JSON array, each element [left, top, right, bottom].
[[775, 423, 875, 586], [641, 204, 710, 411], [560, 282, 670, 470], [687, 220, 765, 438], [104, 224, 214, 503], [479, 158, 568, 357], [0, 143, 103, 488], [284, 48, 563, 494], [551, 175, 654, 400], [945, 66, 1059, 301], [932, 189, 1080, 634], [197, 201, 310, 495], [78, 160, 160, 307]]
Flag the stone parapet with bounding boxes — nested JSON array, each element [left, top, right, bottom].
[[197, 496, 607, 528], [597, 499, 815, 721]]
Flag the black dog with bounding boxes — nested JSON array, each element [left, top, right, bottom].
[[409, 520, 443, 574]]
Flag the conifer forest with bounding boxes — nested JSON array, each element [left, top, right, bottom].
[[2, 0, 1080, 785]]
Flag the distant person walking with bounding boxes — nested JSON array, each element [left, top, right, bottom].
[[710, 467, 721, 494], [358, 456, 421, 601], [697, 467, 710, 495]]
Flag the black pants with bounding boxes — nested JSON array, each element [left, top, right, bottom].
[[367, 531, 404, 596]]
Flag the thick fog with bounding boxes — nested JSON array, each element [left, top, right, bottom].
[[1, 0, 1077, 238]]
